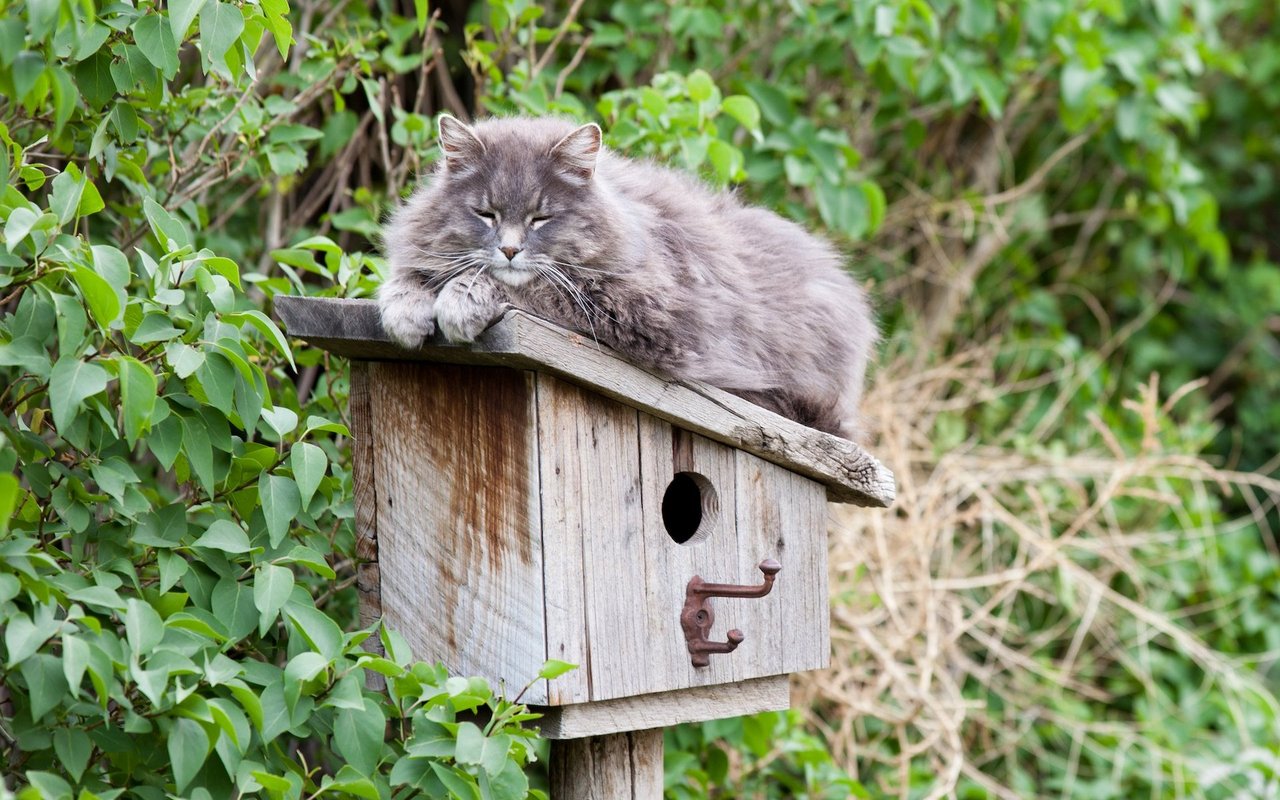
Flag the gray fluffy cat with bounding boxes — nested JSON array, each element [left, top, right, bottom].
[[378, 115, 877, 439]]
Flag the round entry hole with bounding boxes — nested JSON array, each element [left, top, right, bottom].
[[662, 472, 718, 545]]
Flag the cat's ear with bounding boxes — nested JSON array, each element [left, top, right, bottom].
[[550, 123, 602, 182], [437, 115, 485, 170]]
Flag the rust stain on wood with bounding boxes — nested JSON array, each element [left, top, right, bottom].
[[393, 362, 535, 574]]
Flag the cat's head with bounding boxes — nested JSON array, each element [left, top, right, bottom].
[[426, 115, 611, 288]]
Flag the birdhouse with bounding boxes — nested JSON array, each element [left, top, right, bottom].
[[275, 297, 894, 748]]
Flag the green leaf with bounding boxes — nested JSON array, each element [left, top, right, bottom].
[[261, 0, 293, 60], [179, 412, 217, 495], [117, 356, 158, 444], [707, 139, 743, 184], [333, 697, 386, 776], [199, 1, 246, 78], [150, 415, 184, 470], [284, 651, 328, 684], [72, 264, 123, 329], [281, 545, 336, 579], [49, 168, 87, 225], [537, 659, 579, 680], [431, 764, 480, 800], [816, 181, 870, 240], [260, 473, 301, 547], [454, 722, 485, 765], [61, 635, 89, 695], [170, 0, 207, 42], [284, 602, 343, 660], [135, 13, 181, 80], [253, 563, 294, 634], [143, 197, 192, 251], [22, 772, 71, 800], [194, 519, 252, 553], [125, 598, 165, 654], [687, 69, 715, 103], [212, 577, 258, 642], [4, 612, 52, 668], [168, 717, 212, 792], [4, 207, 39, 252], [48, 357, 111, 432], [224, 309, 295, 368], [52, 727, 93, 782], [480, 759, 529, 800], [720, 95, 761, 132], [0, 473, 18, 534], [290, 442, 326, 507], [301, 415, 348, 438], [74, 51, 116, 109], [322, 767, 381, 800], [261, 405, 299, 437], [167, 342, 206, 378], [860, 180, 887, 236], [972, 68, 1006, 118], [21, 653, 69, 720]]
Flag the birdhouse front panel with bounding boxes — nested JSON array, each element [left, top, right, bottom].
[[532, 375, 831, 705]]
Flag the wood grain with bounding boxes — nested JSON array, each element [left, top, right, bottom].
[[735, 452, 830, 675], [535, 675, 790, 739], [275, 296, 894, 507], [536, 375, 648, 706], [370, 362, 549, 703], [548, 729, 663, 799], [349, 361, 386, 690]]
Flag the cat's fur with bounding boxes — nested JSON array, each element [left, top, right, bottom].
[[378, 115, 877, 438]]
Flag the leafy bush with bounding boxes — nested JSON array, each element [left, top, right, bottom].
[[0, 2, 545, 797]]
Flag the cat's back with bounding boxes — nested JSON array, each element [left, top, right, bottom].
[[597, 149, 843, 274]]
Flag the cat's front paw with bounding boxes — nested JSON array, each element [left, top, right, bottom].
[[379, 295, 436, 349], [434, 274, 507, 343]]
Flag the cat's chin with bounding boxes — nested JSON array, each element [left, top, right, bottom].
[[490, 265, 538, 287]]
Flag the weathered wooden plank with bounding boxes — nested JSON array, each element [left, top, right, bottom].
[[535, 675, 790, 740], [636, 418, 750, 694], [535, 375, 647, 705], [370, 362, 548, 703], [349, 361, 386, 690], [548, 729, 664, 799], [735, 452, 830, 675], [275, 296, 894, 507]]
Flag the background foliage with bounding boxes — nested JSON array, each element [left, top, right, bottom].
[[2, 0, 1278, 798]]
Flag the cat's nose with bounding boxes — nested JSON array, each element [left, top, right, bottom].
[[499, 245, 522, 261]]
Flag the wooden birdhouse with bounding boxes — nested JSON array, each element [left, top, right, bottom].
[[275, 297, 894, 792]]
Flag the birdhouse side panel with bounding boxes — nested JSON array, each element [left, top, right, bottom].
[[369, 362, 549, 702], [535, 375, 648, 705], [734, 452, 830, 675]]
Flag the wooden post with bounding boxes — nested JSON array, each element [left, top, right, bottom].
[[549, 730, 664, 799]]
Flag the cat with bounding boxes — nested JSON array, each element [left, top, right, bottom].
[[378, 115, 878, 439]]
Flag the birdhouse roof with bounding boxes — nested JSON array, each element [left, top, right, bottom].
[[274, 296, 894, 507]]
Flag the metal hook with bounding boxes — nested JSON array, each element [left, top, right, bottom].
[[680, 559, 781, 667]]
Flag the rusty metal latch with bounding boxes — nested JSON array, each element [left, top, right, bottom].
[[680, 559, 782, 668]]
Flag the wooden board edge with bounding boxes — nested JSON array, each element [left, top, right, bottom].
[[532, 675, 791, 740]]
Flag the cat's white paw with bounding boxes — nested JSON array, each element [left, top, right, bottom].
[[434, 275, 506, 343], [380, 296, 436, 349]]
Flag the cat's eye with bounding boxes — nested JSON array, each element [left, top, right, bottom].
[[529, 215, 552, 230], [472, 208, 497, 227]]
